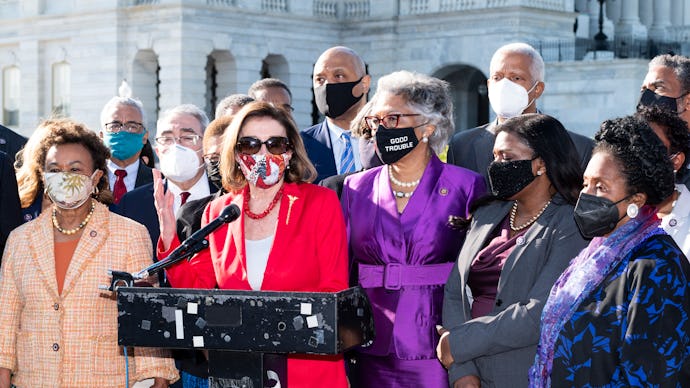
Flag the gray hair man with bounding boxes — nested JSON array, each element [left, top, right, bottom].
[[99, 96, 152, 203], [446, 42, 593, 184]]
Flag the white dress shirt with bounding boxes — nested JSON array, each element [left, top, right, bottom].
[[166, 171, 211, 215], [326, 119, 361, 172], [106, 158, 140, 192], [661, 184, 690, 260]]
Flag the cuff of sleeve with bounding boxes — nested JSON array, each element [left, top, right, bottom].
[[156, 234, 181, 259], [448, 360, 479, 386]]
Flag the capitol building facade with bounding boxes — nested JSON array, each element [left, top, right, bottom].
[[2, 0, 690, 138]]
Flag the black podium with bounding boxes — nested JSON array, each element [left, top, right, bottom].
[[116, 286, 375, 387]]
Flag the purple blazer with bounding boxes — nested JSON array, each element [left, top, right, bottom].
[[341, 154, 486, 359]]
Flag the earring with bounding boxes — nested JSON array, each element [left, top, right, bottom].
[[537, 170, 543, 176], [627, 203, 639, 219], [421, 136, 429, 143]]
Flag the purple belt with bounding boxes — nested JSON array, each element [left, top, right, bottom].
[[358, 262, 454, 290]]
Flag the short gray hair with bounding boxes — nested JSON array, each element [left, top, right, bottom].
[[353, 70, 453, 154], [490, 42, 545, 83], [215, 94, 254, 118], [99, 96, 146, 129], [157, 104, 209, 135], [649, 54, 690, 95]]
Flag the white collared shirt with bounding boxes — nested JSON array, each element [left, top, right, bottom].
[[166, 171, 211, 215], [106, 158, 140, 192], [326, 119, 361, 172], [661, 184, 690, 260]]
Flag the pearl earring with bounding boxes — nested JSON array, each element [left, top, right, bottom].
[[421, 136, 429, 143], [626, 203, 639, 219]]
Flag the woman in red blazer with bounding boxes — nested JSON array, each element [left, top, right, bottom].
[[155, 102, 349, 388]]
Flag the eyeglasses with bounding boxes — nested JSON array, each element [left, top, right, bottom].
[[204, 153, 220, 164], [155, 135, 201, 147], [236, 136, 291, 155], [104, 121, 145, 134], [364, 113, 422, 130]]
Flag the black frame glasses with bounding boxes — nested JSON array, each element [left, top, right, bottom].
[[364, 113, 422, 130], [104, 121, 145, 134], [236, 136, 291, 155]]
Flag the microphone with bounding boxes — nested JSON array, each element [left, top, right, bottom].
[[134, 204, 241, 279]]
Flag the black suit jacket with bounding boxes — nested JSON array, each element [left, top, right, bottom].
[[0, 125, 27, 162], [0, 151, 22, 259], [115, 177, 219, 260], [134, 162, 154, 188], [447, 120, 594, 186]]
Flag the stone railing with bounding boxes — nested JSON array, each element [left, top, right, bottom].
[[407, 0, 570, 14]]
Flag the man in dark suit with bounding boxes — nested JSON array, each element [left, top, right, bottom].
[[117, 104, 217, 256], [0, 124, 27, 162], [639, 54, 690, 190], [447, 43, 593, 184], [0, 150, 22, 259], [99, 96, 153, 204], [302, 46, 372, 182]]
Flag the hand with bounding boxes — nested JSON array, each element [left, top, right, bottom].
[[436, 325, 454, 368], [453, 375, 481, 388], [153, 169, 176, 251], [0, 367, 10, 388], [150, 377, 169, 388]]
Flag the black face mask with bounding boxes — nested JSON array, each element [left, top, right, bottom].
[[637, 88, 678, 113], [487, 158, 536, 199], [573, 192, 628, 239], [206, 159, 222, 190], [375, 125, 419, 165], [314, 77, 364, 118]]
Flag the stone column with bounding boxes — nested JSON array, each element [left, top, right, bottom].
[[616, 0, 647, 40], [18, 40, 39, 136], [671, 0, 684, 25], [649, 0, 672, 41], [606, 0, 621, 24]]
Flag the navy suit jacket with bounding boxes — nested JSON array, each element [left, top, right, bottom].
[[301, 122, 337, 183], [0, 151, 22, 259], [134, 162, 154, 188], [115, 177, 219, 261], [0, 125, 27, 162]]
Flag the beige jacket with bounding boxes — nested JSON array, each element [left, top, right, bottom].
[[0, 201, 178, 387]]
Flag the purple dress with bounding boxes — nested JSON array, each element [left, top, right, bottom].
[[341, 155, 486, 387]]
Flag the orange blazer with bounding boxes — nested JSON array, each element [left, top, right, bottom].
[[0, 202, 178, 388], [163, 182, 348, 388]]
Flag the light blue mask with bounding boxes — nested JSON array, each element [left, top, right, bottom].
[[103, 131, 145, 160]]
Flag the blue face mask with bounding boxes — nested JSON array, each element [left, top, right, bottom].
[[103, 131, 145, 161]]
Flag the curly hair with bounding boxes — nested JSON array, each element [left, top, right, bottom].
[[352, 70, 453, 154], [635, 105, 690, 179], [495, 113, 583, 204], [220, 101, 317, 191], [16, 118, 113, 207], [594, 115, 675, 205]]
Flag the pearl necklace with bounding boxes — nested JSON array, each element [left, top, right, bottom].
[[509, 199, 551, 232], [52, 201, 96, 235], [244, 186, 284, 220], [388, 165, 421, 188]]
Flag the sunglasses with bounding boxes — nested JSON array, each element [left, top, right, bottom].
[[236, 136, 291, 155]]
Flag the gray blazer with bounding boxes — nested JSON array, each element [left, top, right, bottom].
[[443, 196, 588, 388]]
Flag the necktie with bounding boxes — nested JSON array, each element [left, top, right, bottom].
[[339, 132, 355, 174], [113, 169, 127, 204], [180, 191, 191, 206]]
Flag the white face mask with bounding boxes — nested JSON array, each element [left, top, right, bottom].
[[44, 171, 97, 209], [488, 78, 538, 119], [158, 143, 202, 182]]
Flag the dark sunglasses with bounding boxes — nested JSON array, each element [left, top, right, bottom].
[[236, 136, 291, 155]]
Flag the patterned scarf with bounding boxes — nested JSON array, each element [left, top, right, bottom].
[[528, 206, 663, 387]]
